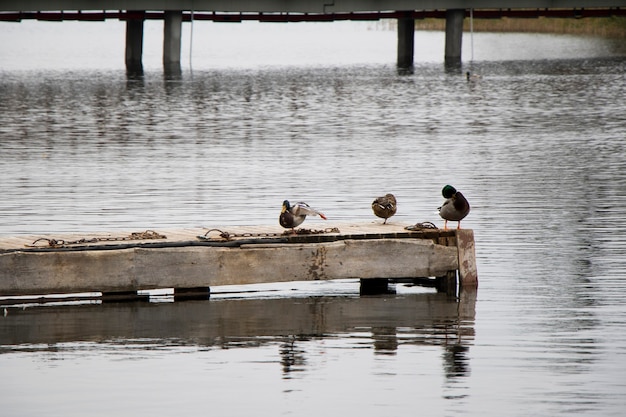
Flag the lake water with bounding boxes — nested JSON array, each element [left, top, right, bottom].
[[1, 20, 626, 416]]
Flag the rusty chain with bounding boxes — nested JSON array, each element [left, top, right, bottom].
[[202, 227, 341, 241], [404, 222, 438, 231], [26, 230, 167, 248]]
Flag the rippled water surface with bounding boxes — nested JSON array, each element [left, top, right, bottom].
[[1, 20, 626, 416]]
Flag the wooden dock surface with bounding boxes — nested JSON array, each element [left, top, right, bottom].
[[0, 222, 477, 298], [0, 221, 442, 251]]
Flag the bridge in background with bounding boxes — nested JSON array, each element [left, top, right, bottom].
[[2, 1, 626, 72]]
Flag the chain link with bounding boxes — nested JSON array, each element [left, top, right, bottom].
[[26, 230, 167, 248], [202, 227, 341, 241], [404, 222, 438, 231]]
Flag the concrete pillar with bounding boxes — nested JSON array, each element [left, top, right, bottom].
[[125, 10, 145, 73], [444, 9, 465, 68], [163, 10, 183, 72], [396, 16, 415, 69]]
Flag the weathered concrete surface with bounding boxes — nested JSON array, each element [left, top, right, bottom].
[[0, 238, 458, 296]]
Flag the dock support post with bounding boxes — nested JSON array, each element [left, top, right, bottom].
[[125, 10, 145, 74], [444, 9, 465, 68], [456, 229, 478, 288], [436, 271, 458, 296], [174, 287, 211, 301], [163, 10, 183, 73], [396, 14, 415, 70], [360, 279, 392, 295], [101, 291, 149, 302]]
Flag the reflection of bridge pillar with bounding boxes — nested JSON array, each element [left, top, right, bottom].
[[163, 10, 183, 72], [125, 10, 145, 73], [444, 9, 465, 67], [397, 15, 415, 69]]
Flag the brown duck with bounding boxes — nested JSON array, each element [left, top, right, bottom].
[[371, 193, 397, 224]]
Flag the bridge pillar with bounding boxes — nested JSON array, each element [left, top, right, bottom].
[[444, 9, 465, 68], [396, 15, 415, 70], [163, 10, 183, 73], [125, 10, 145, 74]]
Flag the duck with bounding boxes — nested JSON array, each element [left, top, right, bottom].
[[371, 193, 397, 224], [279, 200, 327, 232], [466, 71, 481, 82], [438, 185, 470, 230]]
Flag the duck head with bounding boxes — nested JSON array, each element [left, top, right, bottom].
[[442, 185, 457, 198]]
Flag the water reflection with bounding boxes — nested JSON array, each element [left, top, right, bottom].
[[0, 290, 476, 379], [280, 336, 308, 376]]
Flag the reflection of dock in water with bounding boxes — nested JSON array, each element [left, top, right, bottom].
[[0, 289, 476, 377]]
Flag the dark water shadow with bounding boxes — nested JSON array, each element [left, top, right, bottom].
[[1, 290, 476, 378]]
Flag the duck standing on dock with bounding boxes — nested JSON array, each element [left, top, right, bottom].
[[438, 185, 470, 230], [279, 200, 327, 232], [371, 193, 397, 224]]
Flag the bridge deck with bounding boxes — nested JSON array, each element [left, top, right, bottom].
[[2, 8, 625, 21], [2, 0, 626, 13]]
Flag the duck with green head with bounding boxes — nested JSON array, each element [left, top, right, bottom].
[[279, 200, 327, 233], [438, 185, 470, 230]]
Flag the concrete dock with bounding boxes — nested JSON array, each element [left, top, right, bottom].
[[0, 222, 477, 299]]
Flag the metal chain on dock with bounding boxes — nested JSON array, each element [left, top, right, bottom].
[[201, 227, 341, 241], [26, 230, 167, 248], [404, 222, 438, 231]]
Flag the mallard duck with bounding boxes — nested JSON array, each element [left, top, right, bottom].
[[279, 200, 327, 232], [466, 71, 481, 82], [371, 193, 397, 224], [438, 185, 470, 230]]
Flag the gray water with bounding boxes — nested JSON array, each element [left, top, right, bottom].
[[1, 20, 626, 416]]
